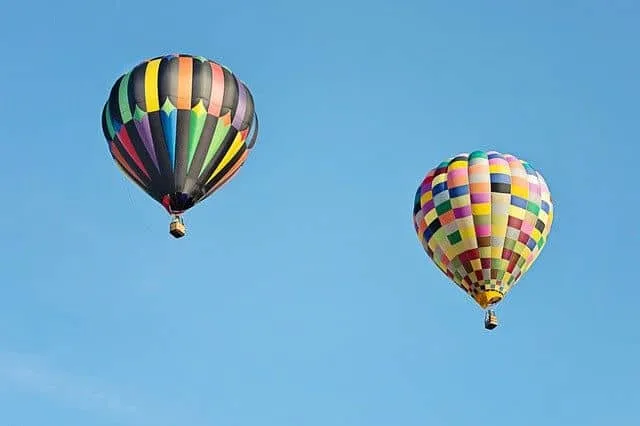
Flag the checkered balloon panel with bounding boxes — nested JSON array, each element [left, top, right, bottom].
[[412, 151, 553, 308]]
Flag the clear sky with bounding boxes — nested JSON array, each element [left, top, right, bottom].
[[0, 0, 638, 425]]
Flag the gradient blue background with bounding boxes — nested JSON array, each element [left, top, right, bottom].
[[0, 1, 638, 425]]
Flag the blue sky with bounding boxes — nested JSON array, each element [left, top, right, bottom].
[[0, 0, 638, 425]]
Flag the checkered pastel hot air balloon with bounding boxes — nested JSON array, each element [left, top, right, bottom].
[[412, 150, 554, 330], [101, 53, 259, 238]]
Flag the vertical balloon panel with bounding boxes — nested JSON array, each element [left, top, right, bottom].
[[101, 53, 260, 217]]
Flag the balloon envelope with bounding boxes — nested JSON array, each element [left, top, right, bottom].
[[412, 150, 553, 308], [101, 53, 259, 214]]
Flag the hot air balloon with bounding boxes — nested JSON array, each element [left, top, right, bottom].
[[101, 53, 259, 238], [412, 151, 553, 330]]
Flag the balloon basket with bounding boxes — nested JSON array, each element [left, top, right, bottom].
[[169, 216, 186, 238], [484, 309, 498, 330]]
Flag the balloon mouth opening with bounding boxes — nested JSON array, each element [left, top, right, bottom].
[[474, 290, 504, 309], [162, 193, 195, 215]]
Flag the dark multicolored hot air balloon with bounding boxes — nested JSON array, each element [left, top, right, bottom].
[[101, 53, 259, 238], [412, 151, 554, 330]]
